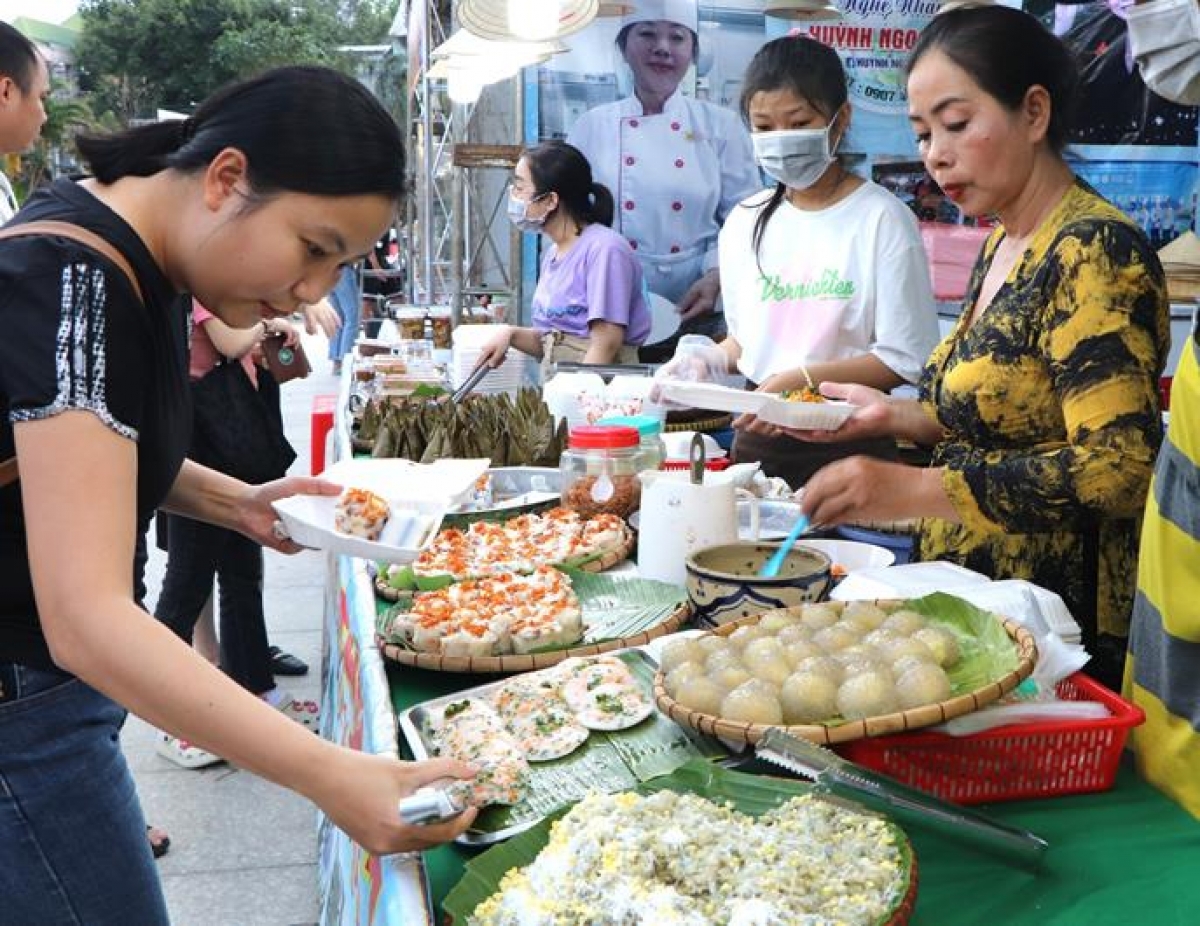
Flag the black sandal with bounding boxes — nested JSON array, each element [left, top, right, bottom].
[[147, 825, 171, 860], [268, 645, 309, 677]]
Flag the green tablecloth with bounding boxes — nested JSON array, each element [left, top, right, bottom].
[[388, 661, 1200, 925]]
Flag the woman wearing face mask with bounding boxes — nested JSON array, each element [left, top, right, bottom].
[[567, 0, 759, 359], [666, 35, 938, 489], [476, 141, 651, 370], [794, 7, 1169, 691]]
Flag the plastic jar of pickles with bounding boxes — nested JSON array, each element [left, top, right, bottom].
[[428, 306, 453, 350], [560, 424, 646, 519], [395, 306, 428, 341], [595, 414, 666, 471]]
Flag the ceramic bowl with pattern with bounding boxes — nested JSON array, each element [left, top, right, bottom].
[[684, 542, 832, 628]]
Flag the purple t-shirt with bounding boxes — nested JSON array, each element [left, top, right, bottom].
[[531, 223, 651, 345]]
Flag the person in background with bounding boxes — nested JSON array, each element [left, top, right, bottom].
[[568, 0, 760, 360], [154, 302, 317, 769], [0, 23, 49, 222], [794, 6, 1169, 691], [0, 66, 475, 926], [1127, 0, 1200, 106], [476, 140, 651, 370], [1123, 0, 1200, 819], [327, 263, 361, 375], [656, 35, 938, 489]]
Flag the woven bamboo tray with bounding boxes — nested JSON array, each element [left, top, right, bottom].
[[373, 528, 635, 603], [654, 604, 1037, 746], [663, 413, 733, 433], [377, 598, 691, 673]]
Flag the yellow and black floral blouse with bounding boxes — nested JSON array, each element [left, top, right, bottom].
[[917, 181, 1169, 657]]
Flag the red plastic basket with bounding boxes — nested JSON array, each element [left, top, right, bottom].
[[835, 673, 1145, 805]]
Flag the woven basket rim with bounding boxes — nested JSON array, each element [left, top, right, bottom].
[[653, 603, 1038, 746], [378, 598, 691, 673], [374, 527, 634, 603]]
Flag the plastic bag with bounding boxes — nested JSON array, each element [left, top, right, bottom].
[[649, 335, 730, 405]]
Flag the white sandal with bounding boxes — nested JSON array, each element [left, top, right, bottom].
[[156, 732, 224, 769]]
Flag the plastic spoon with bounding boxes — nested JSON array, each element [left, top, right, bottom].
[[590, 455, 614, 504], [759, 511, 811, 578]]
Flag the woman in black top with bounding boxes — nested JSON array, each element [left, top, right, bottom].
[[0, 67, 475, 925]]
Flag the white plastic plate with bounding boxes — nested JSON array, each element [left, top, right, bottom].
[[658, 381, 768, 416], [755, 396, 857, 429], [272, 457, 490, 563]]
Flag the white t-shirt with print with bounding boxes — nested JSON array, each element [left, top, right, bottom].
[[718, 180, 939, 386]]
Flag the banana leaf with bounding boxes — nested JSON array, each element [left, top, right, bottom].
[[442, 759, 915, 925]]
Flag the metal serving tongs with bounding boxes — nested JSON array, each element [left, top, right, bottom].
[[450, 363, 490, 404], [756, 728, 1048, 869]]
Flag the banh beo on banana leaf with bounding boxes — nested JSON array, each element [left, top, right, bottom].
[[357, 389, 568, 466]]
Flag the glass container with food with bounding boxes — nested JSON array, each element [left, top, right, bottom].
[[560, 425, 646, 519]]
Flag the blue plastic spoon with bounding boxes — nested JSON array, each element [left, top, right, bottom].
[[759, 512, 811, 578]]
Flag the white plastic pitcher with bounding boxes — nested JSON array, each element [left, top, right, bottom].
[[636, 470, 760, 586]]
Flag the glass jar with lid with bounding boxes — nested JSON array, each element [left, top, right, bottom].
[[595, 414, 667, 471], [560, 424, 646, 519]]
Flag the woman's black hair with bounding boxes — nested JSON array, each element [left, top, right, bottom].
[[738, 35, 848, 262], [76, 65, 406, 201], [0, 22, 40, 93], [616, 20, 699, 62], [523, 140, 614, 231], [906, 6, 1078, 154]]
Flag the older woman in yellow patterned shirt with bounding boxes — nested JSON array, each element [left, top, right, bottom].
[[794, 6, 1169, 691]]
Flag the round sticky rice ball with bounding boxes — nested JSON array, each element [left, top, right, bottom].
[[729, 625, 771, 651], [835, 651, 892, 682], [675, 676, 727, 715], [863, 628, 900, 651], [895, 661, 952, 710], [875, 636, 936, 667], [882, 609, 928, 636], [710, 664, 753, 692], [758, 610, 802, 634], [660, 638, 706, 674], [841, 601, 889, 632], [812, 624, 861, 653], [664, 661, 706, 698], [782, 639, 824, 668], [914, 626, 961, 667], [705, 648, 746, 674], [744, 653, 792, 687], [892, 654, 938, 679], [721, 679, 784, 725], [836, 669, 900, 720], [780, 671, 840, 724], [792, 654, 844, 684], [799, 603, 842, 631], [777, 623, 813, 647], [743, 636, 785, 664], [697, 635, 735, 658]]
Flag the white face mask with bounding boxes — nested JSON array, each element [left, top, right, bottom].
[[751, 124, 840, 191], [506, 193, 548, 233], [1132, 0, 1200, 105]]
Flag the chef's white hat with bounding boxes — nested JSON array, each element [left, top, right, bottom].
[[620, 0, 699, 33]]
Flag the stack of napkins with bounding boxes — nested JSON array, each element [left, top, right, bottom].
[[831, 562, 1081, 644], [1160, 231, 1200, 303]]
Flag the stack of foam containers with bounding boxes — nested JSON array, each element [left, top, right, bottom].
[[450, 324, 540, 396]]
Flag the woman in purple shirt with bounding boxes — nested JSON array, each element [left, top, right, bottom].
[[478, 140, 651, 369]]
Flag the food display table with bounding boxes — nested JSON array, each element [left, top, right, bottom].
[[318, 375, 1200, 925], [313, 548, 1200, 925]]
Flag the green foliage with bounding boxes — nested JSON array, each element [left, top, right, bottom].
[[76, 0, 400, 122], [11, 87, 111, 198]]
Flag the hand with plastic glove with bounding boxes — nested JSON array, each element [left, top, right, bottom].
[[649, 335, 733, 405]]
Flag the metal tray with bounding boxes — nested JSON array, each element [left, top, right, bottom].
[[397, 648, 733, 846], [443, 466, 562, 526]]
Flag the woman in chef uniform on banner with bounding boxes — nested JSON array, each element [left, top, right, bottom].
[[568, 0, 761, 360]]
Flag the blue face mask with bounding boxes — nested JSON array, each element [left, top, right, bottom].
[[507, 192, 549, 233]]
